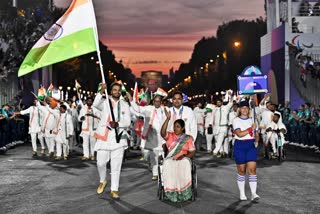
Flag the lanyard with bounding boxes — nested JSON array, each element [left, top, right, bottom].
[[111, 100, 121, 122], [173, 106, 183, 121]]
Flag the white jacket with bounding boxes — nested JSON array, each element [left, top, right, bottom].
[[37, 103, 58, 138], [194, 107, 206, 133], [78, 105, 101, 137], [52, 112, 74, 144], [20, 106, 42, 134], [213, 101, 233, 135], [168, 105, 197, 141], [130, 102, 167, 150], [93, 93, 131, 151]]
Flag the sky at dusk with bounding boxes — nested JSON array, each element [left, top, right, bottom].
[[54, 0, 265, 76]]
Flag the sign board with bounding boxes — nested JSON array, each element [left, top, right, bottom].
[[237, 66, 268, 95]]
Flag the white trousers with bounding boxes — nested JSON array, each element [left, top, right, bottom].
[[149, 149, 162, 176], [56, 140, 69, 157], [45, 137, 56, 153], [213, 130, 228, 154], [96, 147, 124, 191], [69, 130, 76, 151], [205, 131, 214, 151], [82, 134, 96, 158], [269, 133, 285, 154], [30, 133, 45, 152]]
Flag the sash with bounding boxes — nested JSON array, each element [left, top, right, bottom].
[[166, 134, 190, 159], [142, 108, 157, 140]]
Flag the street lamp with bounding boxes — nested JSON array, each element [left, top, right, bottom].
[[67, 86, 71, 91], [234, 41, 241, 48], [210, 59, 214, 63]]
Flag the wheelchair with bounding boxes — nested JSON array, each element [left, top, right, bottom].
[[264, 129, 286, 162], [157, 144, 197, 201]]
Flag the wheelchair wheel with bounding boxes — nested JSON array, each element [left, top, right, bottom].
[[191, 161, 197, 201], [158, 186, 164, 201], [278, 146, 286, 162], [265, 146, 272, 160]]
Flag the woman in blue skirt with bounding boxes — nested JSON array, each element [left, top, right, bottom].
[[232, 100, 260, 202]]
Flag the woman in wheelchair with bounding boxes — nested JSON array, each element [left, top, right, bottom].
[[160, 108, 196, 202]]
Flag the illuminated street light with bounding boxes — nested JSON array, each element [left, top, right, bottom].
[[234, 41, 241, 48], [210, 59, 214, 63], [73, 88, 76, 91], [58, 86, 63, 90], [67, 86, 71, 91], [91, 57, 94, 60]]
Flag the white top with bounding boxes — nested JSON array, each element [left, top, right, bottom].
[[232, 117, 256, 140], [20, 106, 42, 134], [168, 105, 197, 141], [93, 93, 131, 151]]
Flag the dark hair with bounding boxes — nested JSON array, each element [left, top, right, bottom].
[[266, 101, 272, 105], [110, 82, 122, 90], [86, 96, 94, 102], [274, 112, 281, 118], [305, 102, 311, 107], [174, 119, 185, 133], [152, 95, 162, 102], [60, 105, 67, 111], [172, 91, 183, 98], [216, 98, 223, 103]]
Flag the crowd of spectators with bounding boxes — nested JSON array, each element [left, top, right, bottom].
[[279, 101, 320, 149], [297, 54, 320, 87], [0, 6, 54, 82], [0, 101, 28, 154]]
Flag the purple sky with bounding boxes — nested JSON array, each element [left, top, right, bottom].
[[54, 0, 265, 75]]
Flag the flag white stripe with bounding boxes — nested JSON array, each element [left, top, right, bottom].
[[34, 3, 93, 48]]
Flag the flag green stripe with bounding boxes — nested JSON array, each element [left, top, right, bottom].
[[18, 28, 96, 77]]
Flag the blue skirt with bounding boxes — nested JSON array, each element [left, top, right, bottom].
[[233, 139, 257, 165]]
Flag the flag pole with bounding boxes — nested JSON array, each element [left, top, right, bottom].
[[89, 0, 120, 142]]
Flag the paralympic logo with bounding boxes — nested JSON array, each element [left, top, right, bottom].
[[43, 23, 63, 41], [291, 35, 313, 50]]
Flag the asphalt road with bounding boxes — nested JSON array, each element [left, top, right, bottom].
[[0, 143, 320, 214]]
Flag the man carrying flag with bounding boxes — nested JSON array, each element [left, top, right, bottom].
[[93, 83, 131, 199]]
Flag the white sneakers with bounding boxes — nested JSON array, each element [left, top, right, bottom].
[[240, 195, 248, 201], [240, 194, 260, 202], [251, 194, 260, 202]]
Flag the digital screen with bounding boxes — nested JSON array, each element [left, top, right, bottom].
[[237, 75, 268, 94]]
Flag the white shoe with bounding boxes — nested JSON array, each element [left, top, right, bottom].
[[251, 194, 260, 202], [240, 195, 247, 201]]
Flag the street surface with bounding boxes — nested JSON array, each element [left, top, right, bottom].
[[0, 143, 319, 214]]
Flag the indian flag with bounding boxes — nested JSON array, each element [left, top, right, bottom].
[[155, 87, 168, 97], [205, 104, 216, 111], [75, 80, 81, 90], [46, 83, 54, 96], [116, 80, 127, 93], [38, 86, 47, 100], [18, 0, 98, 77], [133, 82, 139, 103]]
